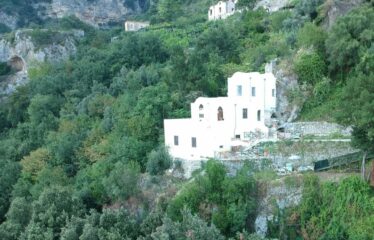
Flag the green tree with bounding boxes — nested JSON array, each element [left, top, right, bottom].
[[80, 224, 99, 240], [0, 23, 11, 34], [0, 197, 32, 240], [157, 0, 182, 22], [20, 148, 49, 182], [23, 187, 83, 240], [325, 6, 374, 77], [30, 167, 70, 198], [296, 22, 327, 53], [294, 50, 326, 85], [0, 62, 11, 76], [279, 176, 374, 239], [139, 209, 164, 237], [146, 146, 172, 175], [151, 209, 225, 240], [336, 50, 374, 179], [236, 0, 256, 9], [0, 160, 21, 222], [102, 161, 140, 202], [167, 160, 258, 237], [295, 0, 324, 20], [5, 85, 30, 127]]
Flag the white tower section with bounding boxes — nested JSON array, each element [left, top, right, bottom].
[[208, 0, 237, 21], [164, 72, 276, 161]]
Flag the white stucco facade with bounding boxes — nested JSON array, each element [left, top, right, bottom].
[[124, 21, 150, 31], [208, 0, 237, 21], [164, 72, 277, 161]]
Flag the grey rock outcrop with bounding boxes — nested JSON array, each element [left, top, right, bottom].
[[34, 0, 145, 28], [0, 11, 18, 30], [0, 29, 82, 97], [255, 177, 302, 237], [255, 0, 292, 12], [266, 60, 306, 123], [1, 0, 147, 29], [322, 0, 364, 29]]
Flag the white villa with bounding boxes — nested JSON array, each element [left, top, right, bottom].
[[208, 0, 237, 21], [124, 21, 150, 32], [164, 72, 277, 161]]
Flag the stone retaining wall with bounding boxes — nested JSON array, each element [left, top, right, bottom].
[[282, 121, 351, 137]]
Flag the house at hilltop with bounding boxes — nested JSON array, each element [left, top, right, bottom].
[[124, 21, 150, 32], [164, 71, 277, 161], [208, 0, 237, 21]]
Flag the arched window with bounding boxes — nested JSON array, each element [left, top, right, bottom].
[[218, 107, 224, 121], [257, 110, 261, 121], [199, 104, 204, 110]]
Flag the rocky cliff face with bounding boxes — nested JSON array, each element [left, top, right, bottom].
[[0, 30, 82, 97], [0, 11, 18, 30], [255, 0, 292, 12], [0, 0, 147, 29], [265, 60, 306, 123], [322, 0, 363, 29], [36, 0, 146, 28], [255, 177, 302, 237]]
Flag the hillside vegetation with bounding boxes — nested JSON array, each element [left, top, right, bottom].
[[0, 0, 373, 239]]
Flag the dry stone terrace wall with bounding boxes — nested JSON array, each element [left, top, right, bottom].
[[281, 121, 352, 137], [177, 139, 358, 178]]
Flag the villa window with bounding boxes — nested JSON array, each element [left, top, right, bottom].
[[257, 110, 261, 121], [210, 9, 212, 15], [174, 136, 179, 146], [237, 85, 242, 96], [219, 7, 221, 13], [199, 104, 204, 119], [243, 108, 248, 119], [217, 107, 224, 121], [272, 89, 275, 97], [252, 87, 256, 97], [192, 137, 197, 148]]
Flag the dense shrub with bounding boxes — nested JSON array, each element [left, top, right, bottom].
[[146, 146, 172, 175], [29, 29, 65, 47], [294, 51, 326, 85], [0, 62, 11, 76], [167, 160, 258, 237], [326, 6, 374, 77], [296, 22, 326, 53], [0, 23, 11, 34], [0, 0, 372, 239]]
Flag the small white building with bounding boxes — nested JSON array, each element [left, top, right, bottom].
[[208, 0, 237, 21], [164, 72, 277, 161], [124, 21, 150, 32]]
